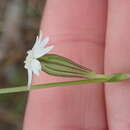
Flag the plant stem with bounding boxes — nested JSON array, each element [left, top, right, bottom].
[[0, 73, 129, 94], [0, 78, 107, 94]]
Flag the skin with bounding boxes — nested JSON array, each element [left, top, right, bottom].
[[105, 0, 130, 129], [23, 0, 130, 130]]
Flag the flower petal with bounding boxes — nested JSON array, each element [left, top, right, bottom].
[[32, 30, 49, 49], [42, 37, 50, 48], [38, 30, 43, 42], [33, 37, 50, 57], [42, 45, 54, 55], [31, 59, 41, 75], [33, 45, 54, 58], [32, 36, 40, 50], [27, 69, 32, 88]]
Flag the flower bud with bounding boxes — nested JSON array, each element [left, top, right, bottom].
[[38, 54, 96, 79]]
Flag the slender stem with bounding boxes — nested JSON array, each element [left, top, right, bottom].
[[0, 78, 107, 94], [0, 73, 129, 94]]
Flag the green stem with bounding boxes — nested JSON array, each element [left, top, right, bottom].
[[0, 78, 107, 94], [0, 73, 129, 94]]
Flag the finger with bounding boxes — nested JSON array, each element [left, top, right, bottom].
[[23, 0, 107, 130], [105, 0, 130, 129]]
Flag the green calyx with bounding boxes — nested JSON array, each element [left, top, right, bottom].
[[38, 54, 96, 79]]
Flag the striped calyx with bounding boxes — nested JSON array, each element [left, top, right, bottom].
[[38, 54, 96, 79]]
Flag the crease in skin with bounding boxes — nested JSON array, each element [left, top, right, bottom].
[[50, 38, 105, 47], [45, 34, 105, 47], [37, 127, 107, 130]]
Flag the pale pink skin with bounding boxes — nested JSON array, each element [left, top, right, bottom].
[[23, 0, 130, 130]]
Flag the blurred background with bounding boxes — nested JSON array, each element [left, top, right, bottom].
[[0, 0, 45, 129]]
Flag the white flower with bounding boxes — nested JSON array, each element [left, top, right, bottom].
[[24, 31, 54, 88]]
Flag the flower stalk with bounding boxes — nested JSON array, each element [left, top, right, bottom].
[[0, 73, 130, 94]]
